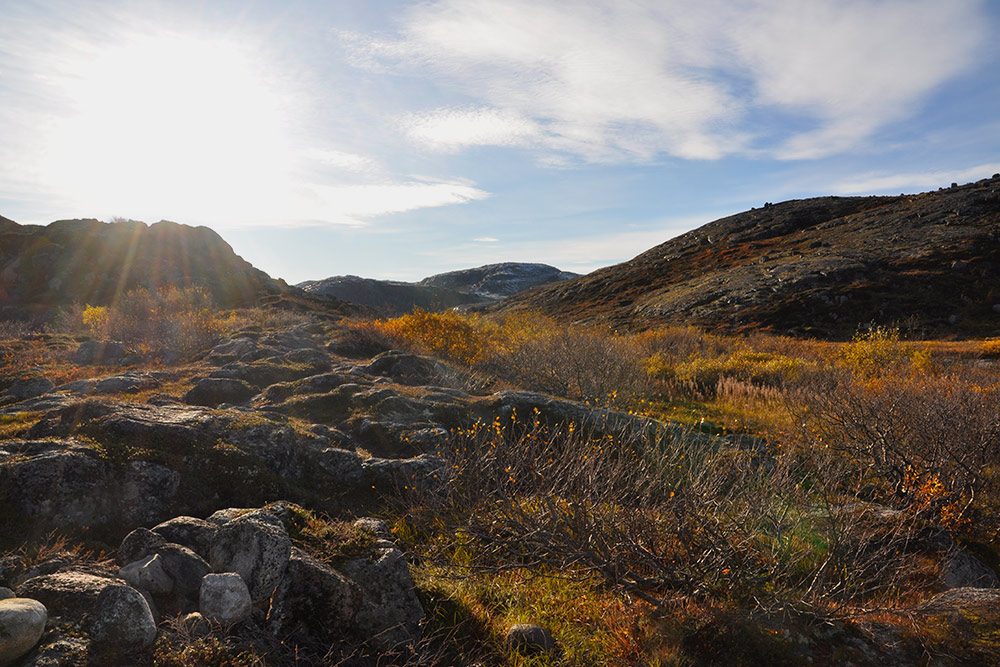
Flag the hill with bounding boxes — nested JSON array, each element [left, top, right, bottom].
[[0, 217, 289, 310], [495, 175, 1000, 338], [299, 262, 578, 316], [419, 262, 579, 300]]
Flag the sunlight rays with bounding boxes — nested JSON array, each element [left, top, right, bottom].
[[42, 32, 296, 220]]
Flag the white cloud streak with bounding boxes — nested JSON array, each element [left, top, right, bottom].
[[357, 0, 989, 163], [831, 163, 1000, 195]]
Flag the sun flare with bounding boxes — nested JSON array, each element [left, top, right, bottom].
[[43, 32, 295, 219]]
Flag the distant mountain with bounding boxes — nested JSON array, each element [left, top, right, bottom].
[[419, 262, 579, 300], [297, 275, 482, 316], [0, 217, 290, 310], [494, 175, 1000, 338], [299, 263, 579, 316]]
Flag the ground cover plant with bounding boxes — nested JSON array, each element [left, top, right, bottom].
[[352, 309, 1000, 664]]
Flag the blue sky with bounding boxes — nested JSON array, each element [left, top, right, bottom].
[[1, 0, 998, 283]]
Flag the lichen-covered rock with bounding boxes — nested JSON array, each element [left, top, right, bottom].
[[209, 512, 291, 603], [118, 554, 173, 596], [183, 378, 258, 407], [151, 516, 218, 559], [89, 584, 157, 650], [1, 442, 180, 534], [267, 548, 359, 642], [15, 572, 118, 623], [199, 573, 251, 625], [340, 544, 423, 649], [0, 598, 47, 666]]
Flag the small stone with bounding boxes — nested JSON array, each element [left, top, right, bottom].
[[0, 588, 14, 600], [199, 573, 252, 625], [89, 585, 157, 651], [178, 612, 212, 637], [0, 598, 47, 666], [505, 623, 556, 654]]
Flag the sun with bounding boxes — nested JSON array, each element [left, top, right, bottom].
[[43, 31, 296, 220]]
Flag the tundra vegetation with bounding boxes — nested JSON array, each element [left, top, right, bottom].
[[1, 294, 999, 665]]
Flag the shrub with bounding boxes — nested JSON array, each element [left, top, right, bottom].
[[82, 286, 232, 360]]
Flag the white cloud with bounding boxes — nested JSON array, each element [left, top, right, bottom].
[[401, 106, 540, 152], [831, 163, 1000, 195], [474, 236, 499, 243], [0, 7, 490, 229], [355, 0, 989, 163]]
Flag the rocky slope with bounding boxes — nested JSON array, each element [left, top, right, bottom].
[[0, 217, 288, 311], [496, 175, 1000, 338], [299, 262, 578, 316]]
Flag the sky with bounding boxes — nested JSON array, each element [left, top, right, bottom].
[[1, 0, 998, 284]]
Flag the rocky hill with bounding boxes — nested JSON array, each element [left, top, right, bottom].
[[299, 262, 578, 316], [0, 217, 289, 311], [496, 175, 1000, 338], [297, 275, 481, 316], [419, 262, 579, 300]]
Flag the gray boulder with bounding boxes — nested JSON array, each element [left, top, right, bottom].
[[153, 544, 210, 609], [340, 544, 423, 649], [2, 377, 54, 402], [94, 373, 158, 394], [117, 528, 167, 566], [15, 571, 118, 623], [505, 623, 556, 654], [151, 516, 218, 559], [183, 378, 258, 407], [118, 554, 173, 596], [0, 598, 47, 666], [199, 573, 251, 625], [942, 548, 1000, 589], [89, 584, 157, 650], [72, 340, 125, 365], [209, 512, 291, 603], [267, 548, 359, 642]]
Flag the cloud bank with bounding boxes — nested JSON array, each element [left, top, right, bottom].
[[357, 0, 988, 163]]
